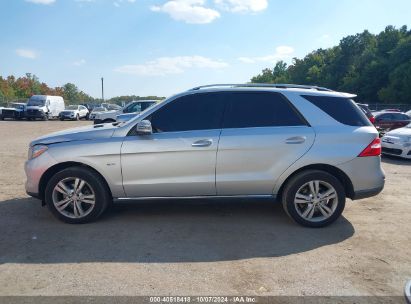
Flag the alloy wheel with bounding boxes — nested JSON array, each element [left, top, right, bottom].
[[52, 177, 96, 219], [294, 180, 338, 222]]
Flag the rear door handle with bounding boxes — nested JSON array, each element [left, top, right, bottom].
[[285, 136, 306, 144], [192, 139, 213, 147]]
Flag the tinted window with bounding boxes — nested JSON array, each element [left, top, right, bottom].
[[150, 93, 225, 132], [223, 92, 306, 129], [392, 113, 410, 120], [302, 95, 371, 126], [376, 113, 392, 120]]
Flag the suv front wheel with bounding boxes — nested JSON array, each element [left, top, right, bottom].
[[45, 167, 111, 224], [282, 170, 346, 228]]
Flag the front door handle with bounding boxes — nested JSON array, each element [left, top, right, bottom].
[[192, 139, 213, 147], [285, 136, 306, 144]]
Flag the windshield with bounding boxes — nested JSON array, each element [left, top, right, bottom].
[[66, 105, 78, 110], [27, 97, 46, 106]]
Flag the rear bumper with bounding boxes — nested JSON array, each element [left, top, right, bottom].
[[352, 185, 385, 200], [336, 156, 385, 200]]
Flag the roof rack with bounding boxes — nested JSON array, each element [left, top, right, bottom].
[[189, 83, 333, 92]]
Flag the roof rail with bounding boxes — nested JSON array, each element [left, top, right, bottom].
[[189, 83, 333, 92]]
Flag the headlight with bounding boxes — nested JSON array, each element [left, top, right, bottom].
[[28, 145, 48, 160]]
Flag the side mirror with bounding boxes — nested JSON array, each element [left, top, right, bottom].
[[136, 120, 152, 135]]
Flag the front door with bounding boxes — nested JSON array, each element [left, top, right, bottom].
[[121, 92, 226, 197]]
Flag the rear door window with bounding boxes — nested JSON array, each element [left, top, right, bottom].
[[223, 92, 307, 129], [302, 95, 371, 126]]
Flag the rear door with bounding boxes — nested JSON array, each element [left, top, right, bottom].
[[216, 91, 315, 196]]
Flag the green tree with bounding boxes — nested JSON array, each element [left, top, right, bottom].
[[251, 25, 411, 105]]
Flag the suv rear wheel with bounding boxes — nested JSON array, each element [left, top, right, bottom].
[[282, 170, 345, 228], [45, 167, 111, 224]]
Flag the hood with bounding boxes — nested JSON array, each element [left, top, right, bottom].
[[30, 123, 118, 146], [386, 126, 411, 137]]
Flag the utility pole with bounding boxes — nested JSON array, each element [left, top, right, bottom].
[[101, 77, 104, 101]]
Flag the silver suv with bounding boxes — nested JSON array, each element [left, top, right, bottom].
[[25, 84, 385, 227]]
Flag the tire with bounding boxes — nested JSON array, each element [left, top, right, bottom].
[[282, 170, 346, 228], [45, 166, 111, 224]]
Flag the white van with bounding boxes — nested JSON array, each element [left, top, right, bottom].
[[26, 95, 65, 120]]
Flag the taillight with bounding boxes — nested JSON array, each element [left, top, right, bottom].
[[358, 138, 381, 157], [369, 116, 375, 124]]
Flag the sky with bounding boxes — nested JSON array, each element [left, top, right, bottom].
[[1, 0, 411, 98]]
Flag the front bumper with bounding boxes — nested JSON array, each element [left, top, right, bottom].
[[381, 141, 411, 159], [26, 110, 46, 119], [60, 114, 76, 120], [25, 151, 57, 199]]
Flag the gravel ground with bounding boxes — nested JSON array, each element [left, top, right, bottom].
[[0, 120, 410, 296]]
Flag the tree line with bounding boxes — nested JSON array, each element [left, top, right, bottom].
[[0, 73, 98, 106], [251, 25, 411, 105], [0, 73, 164, 106]]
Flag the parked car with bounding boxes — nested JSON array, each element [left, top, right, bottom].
[[381, 123, 411, 159], [0, 102, 26, 120], [59, 105, 89, 121], [357, 103, 375, 124], [115, 100, 158, 123], [91, 100, 158, 124], [26, 95, 65, 121], [373, 111, 411, 132], [25, 84, 385, 227], [406, 110, 411, 118]]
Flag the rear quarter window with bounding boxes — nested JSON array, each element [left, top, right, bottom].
[[302, 95, 371, 127]]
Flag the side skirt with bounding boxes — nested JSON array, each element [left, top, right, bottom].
[[113, 194, 276, 203]]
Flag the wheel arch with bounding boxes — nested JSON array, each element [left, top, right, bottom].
[[38, 161, 113, 201], [276, 164, 355, 201]]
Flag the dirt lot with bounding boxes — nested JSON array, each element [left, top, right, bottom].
[[0, 120, 410, 297]]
